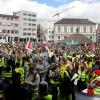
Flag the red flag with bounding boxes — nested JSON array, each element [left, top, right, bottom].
[[26, 39, 33, 52], [91, 43, 96, 50], [87, 88, 94, 94], [95, 70, 100, 75], [42, 41, 48, 49], [19, 42, 23, 48]]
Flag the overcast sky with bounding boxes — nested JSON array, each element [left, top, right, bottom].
[[0, 0, 100, 23]]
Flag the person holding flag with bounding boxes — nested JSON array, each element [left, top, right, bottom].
[[26, 38, 33, 53]]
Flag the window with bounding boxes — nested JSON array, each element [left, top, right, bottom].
[[23, 13, 27, 16], [11, 18, 13, 21], [28, 28, 31, 31], [3, 37, 6, 39], [90, 26, 93, 33], [28, 14, 31, 16], [29, 23, 31, 26], [64, 26, 67, 33], [52, 31, 54, 33], [11, 23, 14, 26], [2, 30, 6, 33], [64, 36, 67, 39], [32, 33, 36, 36], [76, 27, 79, 34], [15, 30, 18, 34], [58, 36, 60, 40], [11, 30, 14, 33], [32, 14, 36, 17], [7, 17, 9, 20], [15, 24, 18, 27], [32, 24, 36, 26], [23, 28, 27, 31], [0, 37, 2, 39], [71, 26, 73, 33], [23, 33, 26, 35], [29, 19, 31, 21], [84, 27, 86, 33], [28, 33, 30, 35], [90, 36, 92, 40], [58, 26, 61, 33], [52, 36, 54, 38], [23, 18, 27, 20], [32, 19, 36, 21], [32, 28, 36, 31], [7, 30, 10, 33], [49, 31, 51, 33], [24, 23, 27, 25]]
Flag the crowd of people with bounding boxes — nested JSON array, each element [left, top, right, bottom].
[[0, 41, 99, 100]]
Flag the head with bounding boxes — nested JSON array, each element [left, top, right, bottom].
[[12, 72, 21, 85], [50, 63, 58, 70], [29, 63, 35, 73], [39, 81, 48, 96], [38, 57, 43, 64], [67, 64, 73, 71]]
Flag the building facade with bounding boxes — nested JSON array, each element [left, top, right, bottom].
[[54, 18, 96, 42], [15, 11, 37, 42], [0, 14, 19, 42], [37, 19, 54, 42], [96, 24, 100, 43]]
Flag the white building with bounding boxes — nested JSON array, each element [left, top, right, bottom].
[[54, 18, 96, 42], [14, 10, 37, 42], [96, 24, 100, 43], [0, 14, 19, 42], [37, 19, 54, 42]]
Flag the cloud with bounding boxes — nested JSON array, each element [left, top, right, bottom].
[[78, 0, 100, 3], [60, 1, 100, 23], [0, 0, 100, 23]]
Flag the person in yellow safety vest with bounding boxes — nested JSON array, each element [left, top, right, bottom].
[[0, 56, 5, 68], [90, 70, 100, 95], [2, 67, 12, 83], [85, 68, 91, 84], [77, 63, 87, 91], [84, 57, 93, 68], [48, 63, 59, 100], [92, 76, 100, 95], [58, 66, 74, 100], [24, 60, 29, 78], [32, 81, 52, 100], [59, 59, 70, 78], [15, 61, 24, 83]]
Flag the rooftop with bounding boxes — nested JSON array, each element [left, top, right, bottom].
[[59, 34, 93, 45], [55, 18, 96, 25], [0, 14, 19, 18]]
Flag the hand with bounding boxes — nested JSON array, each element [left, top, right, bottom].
[[24, 81, 31, 85]]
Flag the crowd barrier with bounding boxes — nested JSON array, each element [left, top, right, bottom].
[[75, 90, 100, 100]]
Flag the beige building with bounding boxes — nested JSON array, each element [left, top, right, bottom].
[[0, 14, 19, 42], [96, 24, 100, 43], [0, 10, 37, 43], [54, 18, 96, 42]]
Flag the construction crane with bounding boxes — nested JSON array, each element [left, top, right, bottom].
[[53, 6, 75, 17]]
